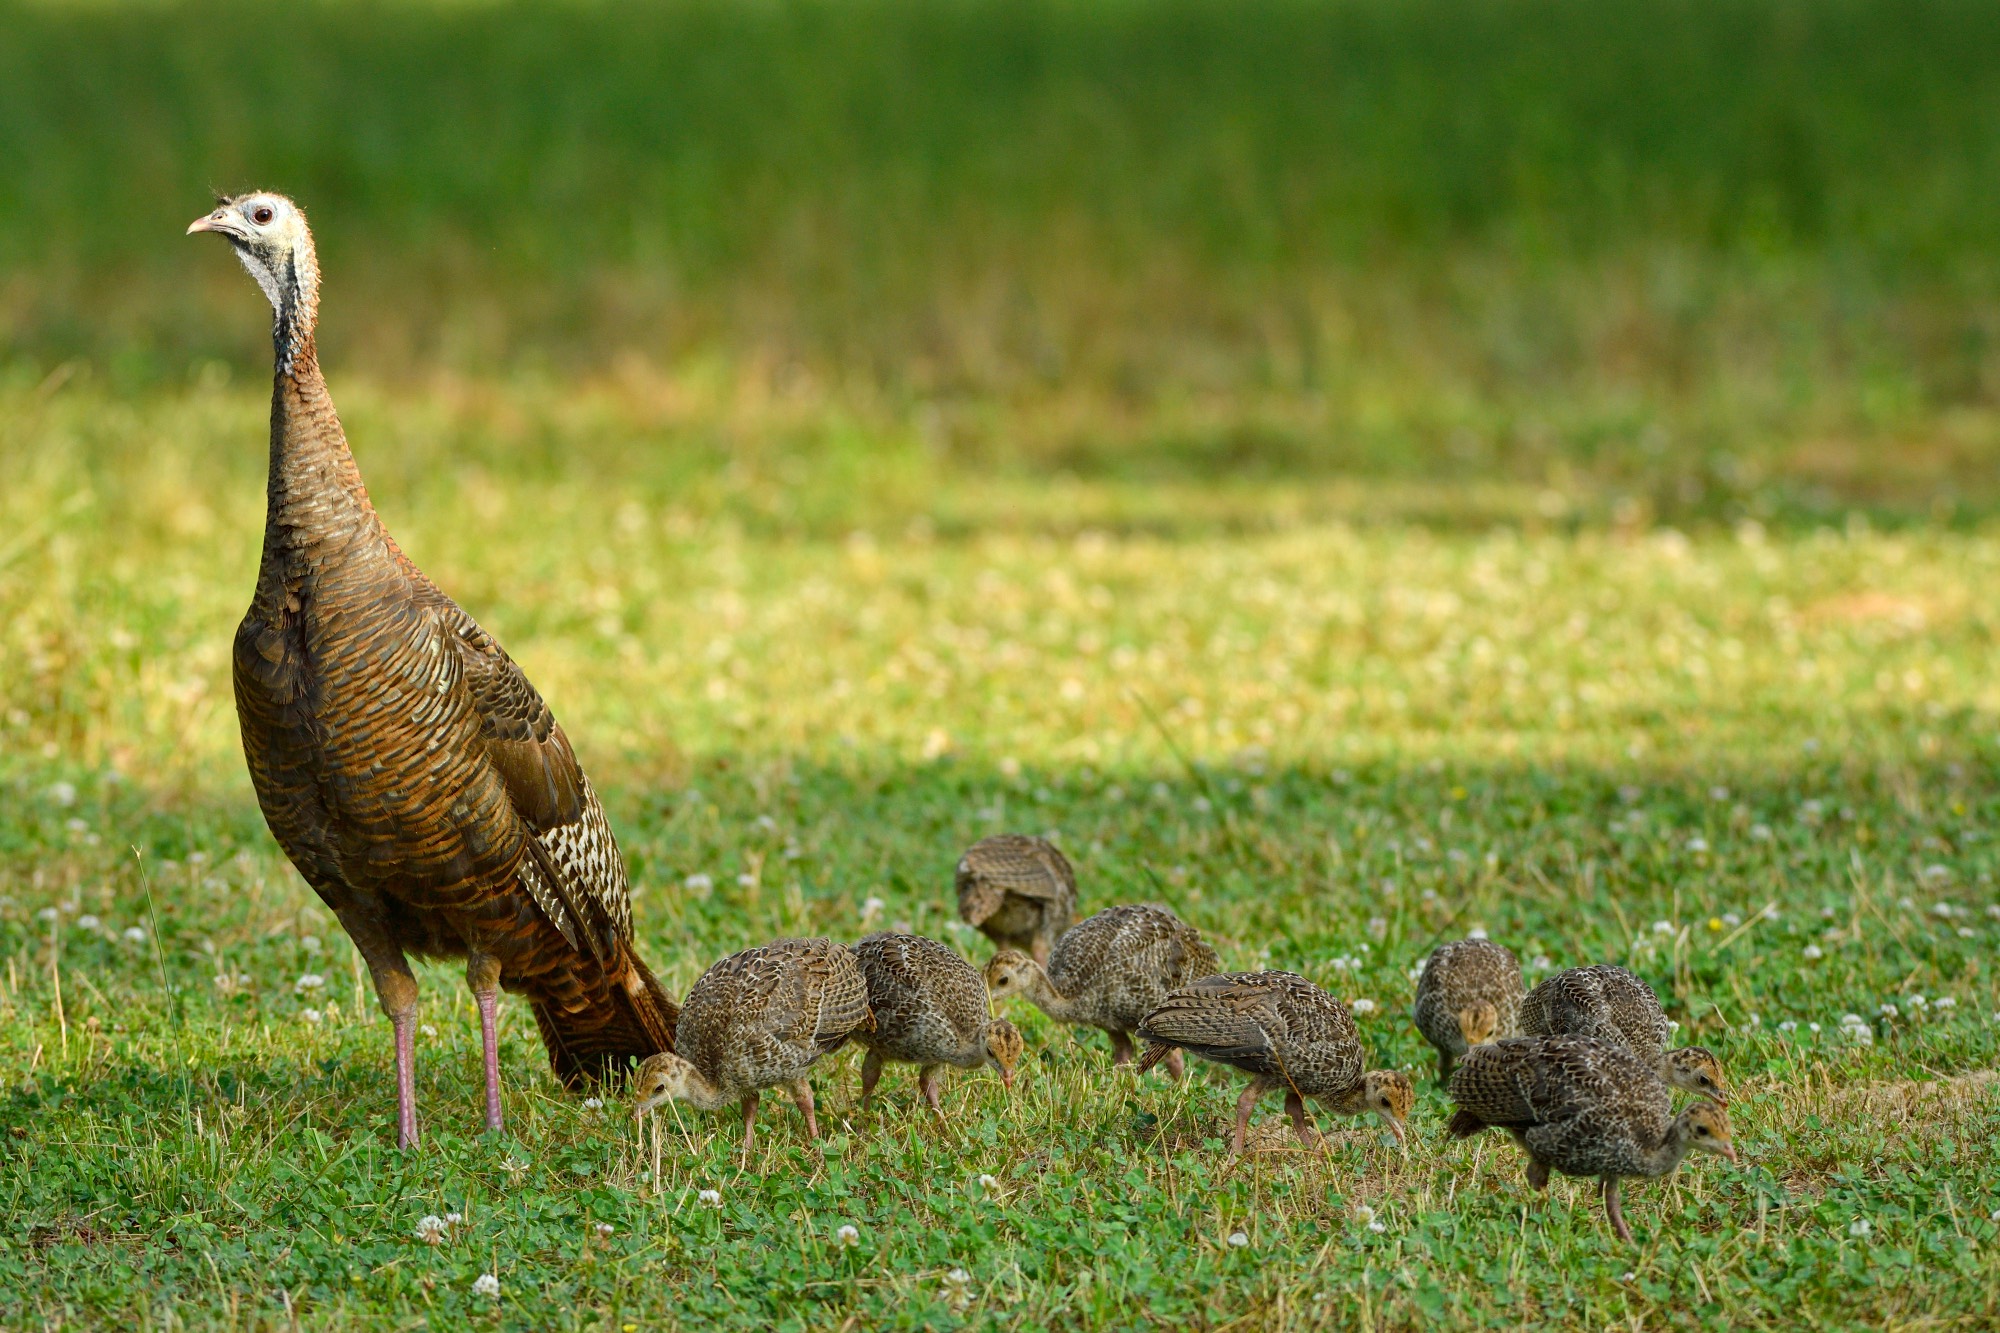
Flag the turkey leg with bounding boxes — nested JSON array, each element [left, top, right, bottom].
[[467, 952, 504, 1133], [340, 909, 422, 1149]]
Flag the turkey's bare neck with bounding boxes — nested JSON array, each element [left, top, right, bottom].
[[259, 345, 385, 595]]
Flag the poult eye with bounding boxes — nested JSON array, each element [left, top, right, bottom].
[[252, 205, 275, 225]]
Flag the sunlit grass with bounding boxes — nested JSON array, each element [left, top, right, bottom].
[[3, 373, 1998, 1326]]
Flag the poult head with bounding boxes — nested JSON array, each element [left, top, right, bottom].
[[1660, 1046, 1729, 1104], [1454, 1001, 1501, 1049], [187, 193, 317, 317], [1676, 1099, 1738, 1164], [983, 949, 1037, 999], [984, 1018, 1024, 1089], [630, 1052, 699, 1119], [1330, 1070, 1413, 1144]]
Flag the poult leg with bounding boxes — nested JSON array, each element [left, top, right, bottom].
[[1232, 1079, 1269, 1155], [1601, 1176, 1633, 1244], [739, 1094, 760, 1153], [860, 1050, 884, 1113], [1165, 1049, 1187, 1081], [1438, 1051, 1455, 1085], [789, 1078, 821, 1138], [1526, 1157, 1551, 1191], [1283, 1089, 1322, 1148], [467, 953, 504, 1133], [1110, 1032, 1136, 1066], [918, 1064, 946, 1120]]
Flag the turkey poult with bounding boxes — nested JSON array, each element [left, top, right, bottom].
[[1518, 965, 1729, 1103], [984, 903, 1218, 1076], [632, 939, 873, 1151], [188, 194, 676, 1148], [1447, 1035, 1739, 1244], [1136, 971, 1413, 1154], [956, 834, 1077, 965], [851, 933, 1024, 1117], [1411, 938, 1525, 1083]]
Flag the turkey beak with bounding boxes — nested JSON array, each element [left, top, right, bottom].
[[1718, 1141, 1739, 1166], [1384, 1117, 1407, 1147], [1001, 1067, 1016, 1092], [187, 210, 229, 236]]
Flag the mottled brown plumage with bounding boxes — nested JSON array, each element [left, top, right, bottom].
[[956, 834, 1077, 964], [852, 933, 1023, 1116], [984, 903, 1217, 1074], [1412, 938, 1525, 1083], [1518, 965, 1729, 1103], [1136, 970, 1413, 1154], [1447, 1035, 1738, 1243], [633, 938, 873, 1150], [190, 193, 677, 1149]]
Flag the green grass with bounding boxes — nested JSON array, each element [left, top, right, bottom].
[[4, 368, 2000, 1327], [7, 0, 2000, 1325]]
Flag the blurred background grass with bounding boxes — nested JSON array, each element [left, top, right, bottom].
[[5, 0, 2000, 525]]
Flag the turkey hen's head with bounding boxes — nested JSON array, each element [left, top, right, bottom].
[[188, 192, 318, 333]]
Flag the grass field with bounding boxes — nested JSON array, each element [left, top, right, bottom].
[[6, 0, 2000, 1328]]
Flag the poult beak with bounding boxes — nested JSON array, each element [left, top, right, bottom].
[[1385, 1117, 1407, 1147], [1718, 1142, 1740, 1166], [1001, 1068, 1016, 1092], [187, 209, 232, 236]]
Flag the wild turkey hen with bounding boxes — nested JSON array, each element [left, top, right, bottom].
[[188, 193, 677, 1148]]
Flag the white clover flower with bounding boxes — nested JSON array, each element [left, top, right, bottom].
[[445, 1212, 463, 1225], [420, 1024, 437, 1038], [1710, 786, 1730, 801], [1467, 927, 1489, 940], [77, 914, 100, 931], [698, 1189, 722, 1207], [755, 814, 778, 833], [1935, 997, 1957, 1011], [1330, 955, 1358, 972], [1809, 1022, 1821, 1033], [1722, 913, 1742, 929], [1621, 1271, 1636, 1283], [415, 1215, 449, 1245], [582, 1097, 604, 1112], [835, 1224, 860, 1247], [123, 926, 147, 944], [47, 781, 77, 807], [1987, 904, 2000, 920], [1849, 1219, 1872, 1239], [1922, 866, 1951, 886], [301, 1008, 323, 1025], [295, 973, 325, 993], [977, 1174, 1000, 1192], [1777, 1021, 1798, 1034], [500, 1156, 530, 1176], [1192, 796, 1213, 814], [860, 896, 886, 926], [1353, 1205, 1376, 1225], [472, 1273, 500, 1298], [736, 873, 756, 888], [37, 907, 58, 923], [1349, 998, 1377, 1016], [1366, 917, 1387, 939], [1879, 1003, 1899, 1019], [596, 1223, 615, 1238], [1226, 1231, 1249, 1248], [1802, 945, 1823, 961], [1762, 905, 1781, 920], [1530, 955, 1552, 970], [1687, 838, 1709, 854], [301, 935, 322, 953], [1405, 965, 1426, 984], [1960, 927, 1977, 939], [1908, 995, 1928, 1010], [1651, 920, 1675, 936], [1750, 824, 1774, 842], [684, 873, 714, 892], [1368, 1220, 1387, 1233]]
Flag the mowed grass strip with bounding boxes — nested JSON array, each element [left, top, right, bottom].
[[2, 379, 1998, 1327]]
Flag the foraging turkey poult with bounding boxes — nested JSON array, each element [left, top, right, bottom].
[[851, 933, 1024, 1117], [632, 938, 872, 1150], [1136, 971, 1413, 1154], [1412, 938, 1525, 1083], [187, 194, 677, 1148], [956, 834, 1077, 965], [984, 903, 1218, 1076], [1447, 1034, 1738, 1243], [1517, 965, 1729, 1103]]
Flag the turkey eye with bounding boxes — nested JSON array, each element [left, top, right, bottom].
[[252, 206, 275, 225]]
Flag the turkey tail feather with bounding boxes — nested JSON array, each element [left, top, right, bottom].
[[533, 942, 679, 1087]]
